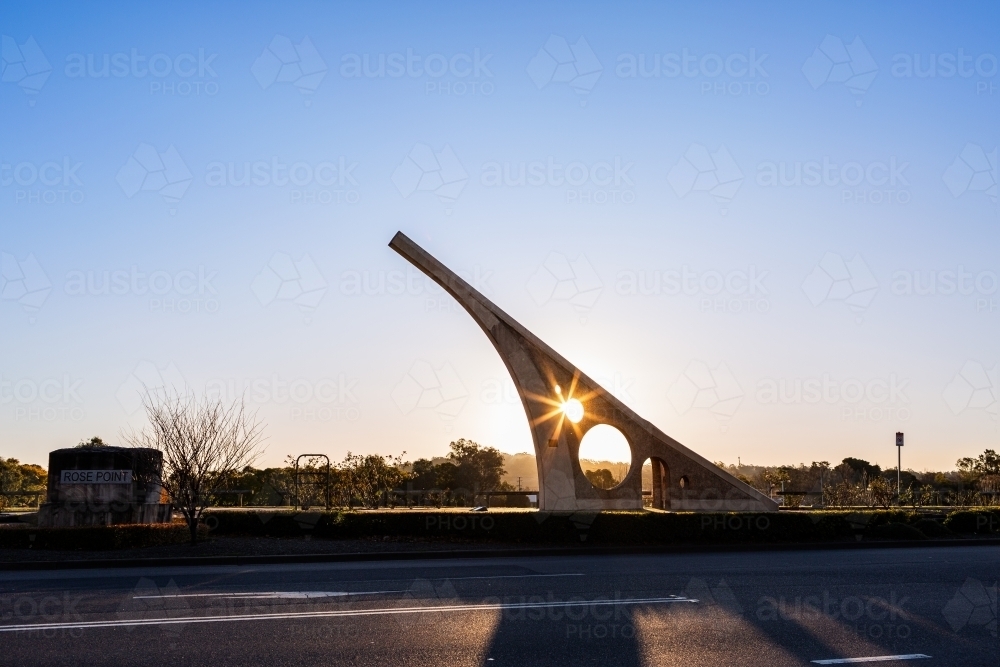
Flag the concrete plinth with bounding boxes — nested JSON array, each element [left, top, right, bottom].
[[37, 446, 172, 527]]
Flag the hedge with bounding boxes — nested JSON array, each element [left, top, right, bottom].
[[201, 508, 997, 545], [0, 522, 207, 550], [4, 509, 994, 551], [943, 509, 1000, 534]]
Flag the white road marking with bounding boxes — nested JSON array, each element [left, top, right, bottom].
[[812, 655, 931, 664], [133, 573, 584, 599], [433, 573, 585, 581], [134, 591, 398, 600], [0, 596, 698, 632]]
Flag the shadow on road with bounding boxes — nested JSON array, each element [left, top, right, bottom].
[[473, 574, 994, 666]]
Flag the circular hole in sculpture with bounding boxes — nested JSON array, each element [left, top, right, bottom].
[[578, 424, 632, 490]]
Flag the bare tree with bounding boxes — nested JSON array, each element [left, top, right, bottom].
[[124, 394, 265, 544]]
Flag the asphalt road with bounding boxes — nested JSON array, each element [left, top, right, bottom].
[[0, 546, 996, 666]]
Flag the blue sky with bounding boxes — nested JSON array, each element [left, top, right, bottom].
[[1, 1, 998, 471]]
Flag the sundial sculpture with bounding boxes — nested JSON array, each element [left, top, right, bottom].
[[391, 232, 777, 512]]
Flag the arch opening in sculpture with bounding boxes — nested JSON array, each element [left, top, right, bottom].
[[648, 457, 670, 510], [578, 424, 631, 491]]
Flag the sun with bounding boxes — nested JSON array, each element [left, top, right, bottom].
[[561, 398, 584, 423], [527, 374, 600, 440]]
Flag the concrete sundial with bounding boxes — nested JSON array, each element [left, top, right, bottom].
[[390, 232, 777, 513]]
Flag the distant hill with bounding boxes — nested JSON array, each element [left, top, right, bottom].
[[501, 453, 538, 490]]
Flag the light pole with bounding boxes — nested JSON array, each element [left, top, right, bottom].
[[895, 432, 904, 502]]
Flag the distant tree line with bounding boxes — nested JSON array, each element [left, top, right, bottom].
[[717, 448, 1000, 508], [584, 468, 620, 490], [10, 425, 1000, 512], [210, 438, 515, 509]]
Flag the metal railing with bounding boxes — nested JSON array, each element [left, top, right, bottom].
[[295, 454, 331, 510]]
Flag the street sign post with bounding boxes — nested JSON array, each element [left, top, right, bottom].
[[896, 432, 904, 499]]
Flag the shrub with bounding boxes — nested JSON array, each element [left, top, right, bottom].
[[943, 510, 1000, 534]]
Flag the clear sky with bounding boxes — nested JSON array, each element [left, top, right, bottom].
[[1, 1, 998, 472]]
